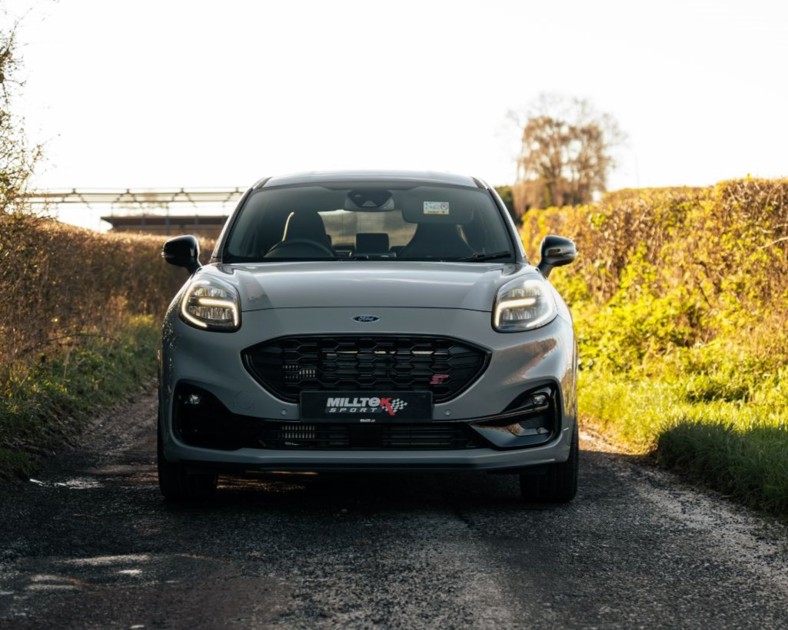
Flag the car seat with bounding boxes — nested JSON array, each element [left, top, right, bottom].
[[397, 223, 474, 259], [264, 211, 334, 258], [355, 232, 390, 255]]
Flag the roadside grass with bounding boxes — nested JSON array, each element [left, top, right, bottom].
[[0, 316, 159, 478], [579, 370, 788, 518]]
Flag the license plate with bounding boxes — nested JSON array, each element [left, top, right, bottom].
[[300, 391, 433, 422]]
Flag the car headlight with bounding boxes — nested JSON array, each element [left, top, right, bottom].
[[180, 277, 241, 331], [493, 276, 557, 332]]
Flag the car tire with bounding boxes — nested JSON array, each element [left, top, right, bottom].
[[157, 419, 217, 502], [519, 425, 578, 503]]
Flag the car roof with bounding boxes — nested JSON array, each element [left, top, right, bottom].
[[254, 170, 484, 190]]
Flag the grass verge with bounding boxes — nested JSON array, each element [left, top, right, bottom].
[[0, 315, 159, 478], [579, 370, 788, 518]]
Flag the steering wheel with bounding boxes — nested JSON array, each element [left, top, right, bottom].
[[265, 239, 335, 258]]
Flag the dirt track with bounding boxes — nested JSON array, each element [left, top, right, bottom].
[[1, 391, 786, 629]]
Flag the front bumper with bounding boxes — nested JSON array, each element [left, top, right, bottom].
[[159, 306, 577, 473], [168, 432, 575, 474]]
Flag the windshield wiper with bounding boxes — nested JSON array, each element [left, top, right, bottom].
[[460, 250, 513, 262]]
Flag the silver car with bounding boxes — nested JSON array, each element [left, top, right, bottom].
[[159, 171, 578, 502]]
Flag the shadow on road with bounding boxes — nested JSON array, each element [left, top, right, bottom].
[[161, 469, 570, 515]]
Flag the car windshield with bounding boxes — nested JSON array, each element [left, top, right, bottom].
[[222, 183, 514, 262]]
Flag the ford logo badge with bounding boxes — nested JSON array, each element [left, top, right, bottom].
[[353, 315, 380, 323]]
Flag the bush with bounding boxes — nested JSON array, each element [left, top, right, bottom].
[[0, 214, 193, 476], [522, 178, 788, 517], [0, 213, 185, 389]]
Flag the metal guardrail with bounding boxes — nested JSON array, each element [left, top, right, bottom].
[[23, 188, 247, 234], [24, 187, 247, 208]]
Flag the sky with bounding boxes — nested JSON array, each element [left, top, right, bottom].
[[4, 0, 788, 218]]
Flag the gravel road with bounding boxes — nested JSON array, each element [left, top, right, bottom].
[[1, 391, 786, 629]]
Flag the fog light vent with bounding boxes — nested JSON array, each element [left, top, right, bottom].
[[503, 386, 553, 414], [515, 425, 551, 436], [531, 393, 549, 408], [471, 385, 558, 448]]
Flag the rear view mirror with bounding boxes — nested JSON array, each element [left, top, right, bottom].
[[345, 189, 395, 210], [162, 235, 201, 273], [537, 235, 576, 278]]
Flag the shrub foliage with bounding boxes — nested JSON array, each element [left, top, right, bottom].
[[0, 213, 184, 390], [0, 213, 194, 476], [522, 179, 787, 369], [522, 178, 788, 515]]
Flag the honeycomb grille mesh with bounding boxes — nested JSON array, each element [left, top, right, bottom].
[[243, 335, 488, 403]]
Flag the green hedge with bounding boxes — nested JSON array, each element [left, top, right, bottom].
[[0, 213, 185, 384], [0, 214, 189, 476], [521, 179, 788, 516]]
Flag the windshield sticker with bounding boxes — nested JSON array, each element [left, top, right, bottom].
[[423, 201, 450, 215]]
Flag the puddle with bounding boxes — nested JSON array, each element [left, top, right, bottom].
[[84, 465, 140, 476], [62, 554, 151, 568], [24, 574, 85, 592], [28, 478, 102, 490]]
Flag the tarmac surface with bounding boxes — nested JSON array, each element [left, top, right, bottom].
[[1, 391, 786, 629]]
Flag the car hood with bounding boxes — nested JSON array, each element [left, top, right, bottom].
[[208, 261, 531, 312]]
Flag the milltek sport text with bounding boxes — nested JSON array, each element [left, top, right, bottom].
[[324, 396, 408, 416]]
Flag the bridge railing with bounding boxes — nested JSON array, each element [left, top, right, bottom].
[[23, 187, 248, 233]]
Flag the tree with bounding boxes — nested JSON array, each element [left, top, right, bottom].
[[0, 23, 38, 214], [493, 185, 517, 223], [511, 95, 624, 215]]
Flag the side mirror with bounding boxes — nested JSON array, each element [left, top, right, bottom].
[[537, 235, 576, 278], [162, 235, 201, 273]]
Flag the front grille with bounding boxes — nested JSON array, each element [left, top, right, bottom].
[[258, 423, 481, 450], [242, 335, 489, 403]]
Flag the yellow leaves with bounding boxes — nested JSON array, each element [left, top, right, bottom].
[[521, 178, 787, 405]]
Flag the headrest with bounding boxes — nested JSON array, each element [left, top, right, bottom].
[[283, 211, 329, 243], [356, 233, 390, 253]]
